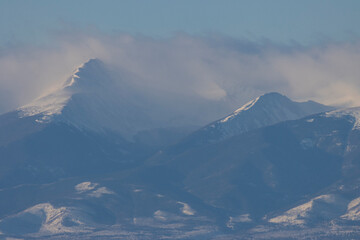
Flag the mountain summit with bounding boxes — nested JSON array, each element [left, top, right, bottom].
[[16, 59, 216, 140], [184, 92, 334, 144], [18, 59, 106, 122], [17, 59, 160, 139]]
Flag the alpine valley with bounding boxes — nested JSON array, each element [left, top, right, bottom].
[[1, 59, 360, 239]]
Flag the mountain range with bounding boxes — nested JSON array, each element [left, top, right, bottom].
[[1, 59, 360, 239]]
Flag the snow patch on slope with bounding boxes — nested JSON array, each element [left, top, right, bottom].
[[75, 182, 98, 193], [227, 214, 252, 229], [75, 182, 114, 198], [18, 90, 71, 122], [220, 97, 260, 123], [269, 194, 346, 225], [88, 187, 114, 198], [341, 197, 360, 221], [27, 203, 91, 234], [154, 210, 168, 221], [0, 203, 93, 235], [177, 202, 195, 216]]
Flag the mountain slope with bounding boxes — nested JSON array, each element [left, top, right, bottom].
[[2, 57, 360, 239], [0, 59, 163, 187], [183, 92, 334, 145], [144, 107, 360, 224], [3, 106, 360, 239], [15, 59, 201, 145], [2, 102, 360, 239], [18, 59, 157, 139]]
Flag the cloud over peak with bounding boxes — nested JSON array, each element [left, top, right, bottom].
[[0, 33, 359, 117]]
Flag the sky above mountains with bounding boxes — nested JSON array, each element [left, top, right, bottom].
[[1, 0, 360, 45], [0, 1, 359, 115]]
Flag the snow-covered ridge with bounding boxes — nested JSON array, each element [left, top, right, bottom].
[[341, 197, 360, 220], [325, 107, 360, 130], [18, 90, 72, 123], [220, 96, 260, 123], [226, 214, 252, 229], [269, 194, 346, 225], [17, 60, 90, 122], [177, 202, 195, 216], [216, 92, 333, 129], [75, 181, 115, 198], [0, 203, 94, 235], [269, 194, 360, 225], [191, 92, 334, 143]]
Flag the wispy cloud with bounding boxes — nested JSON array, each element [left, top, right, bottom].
[[0, 32, 359, 118]]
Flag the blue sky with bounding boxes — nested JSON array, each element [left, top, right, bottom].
[[1, 0, 360, 45]]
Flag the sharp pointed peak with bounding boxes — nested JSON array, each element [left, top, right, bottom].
[[219, 92, 327, 124], [18, 58, 108, 121], [62, 58, 107, 89]]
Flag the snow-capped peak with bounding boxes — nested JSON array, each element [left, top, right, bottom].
[[17, 58, 107, 123], [15, 58, 164, 139], [217, 92, 333, 129], [61, 58, 109, 90], [187, 92, 334, 144]]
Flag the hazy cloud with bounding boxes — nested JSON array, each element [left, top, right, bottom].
[[0, 32, 360, 116]]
